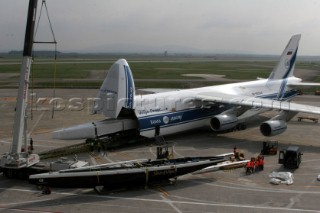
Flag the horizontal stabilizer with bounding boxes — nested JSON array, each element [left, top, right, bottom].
[[52, 119, 138, 140], [287, 82, 320, 88]]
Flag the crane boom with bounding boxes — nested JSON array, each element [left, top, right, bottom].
[[0, 0, 40, 170]]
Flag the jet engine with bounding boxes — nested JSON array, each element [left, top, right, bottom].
[[260, 120, 287, 136], [210, 114, 238, 131]]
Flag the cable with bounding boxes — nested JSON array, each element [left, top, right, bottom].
[[34, 0, 57, 44], [33, 0, 58, 118]]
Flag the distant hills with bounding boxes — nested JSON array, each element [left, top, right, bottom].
[[80, 43, 202, 54], [2, 50, 320, 61]]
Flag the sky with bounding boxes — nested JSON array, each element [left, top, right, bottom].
[[1, 0, 320, 55]]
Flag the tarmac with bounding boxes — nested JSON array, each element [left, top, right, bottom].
[[1, 89, 320, 213]]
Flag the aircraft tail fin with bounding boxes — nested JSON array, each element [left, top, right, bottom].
[[93, 59, 135, 118], [268, 34, 301, 80]]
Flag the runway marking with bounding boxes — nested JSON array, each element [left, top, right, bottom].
[[157, 187, 170, 197], [0, 198, 59, 211], [0, 140, 11, 143], [34, 139, 77, 144], [0, 140, 58, 148], [0, 206, 61, 213], [89, 153, 97, 165], [33, 129, 53, 134], [149, 147, 157, 157], [172, 146, 184, 158], [103, 155, 114, 163], [191, 176, 320, 194], [0, 97, 16, 101], [286, 175, 318, 209], [1, 187, 319, 213], [115, 151, 133, 159], [160, 194, 182, 213], [206, 169, 320, 188], [303, 159, 320, 163]]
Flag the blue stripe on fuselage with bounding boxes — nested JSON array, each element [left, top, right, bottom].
[[277, 78, 288, 100], [124, 65, 134, 108], [138, 106, 222, 131], [124, 65, 128, 106]]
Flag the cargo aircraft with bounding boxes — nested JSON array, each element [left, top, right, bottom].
[[53, 34, 320, 140]]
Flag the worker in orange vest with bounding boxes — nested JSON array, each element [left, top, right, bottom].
[[246, 161, 252, 174], [260, 156, 264, 170], [250, 159, 255, 173], [255, 158, 260, 172]]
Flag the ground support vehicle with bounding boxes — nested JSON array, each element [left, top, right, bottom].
[[278, 146, 302, 169], [261, 140, 278, 155]]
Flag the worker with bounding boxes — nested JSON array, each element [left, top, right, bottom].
[[255, 157, 260, 172], [42, 186, 51, 195], [250, 159, 255, 173], [30, 137, 34, 150], [233, 145, 237, 154], [246, 161, 252, 174], [260, 156, 264, 170], [239, 152, 245, 160], [234, 145, 241, 160]]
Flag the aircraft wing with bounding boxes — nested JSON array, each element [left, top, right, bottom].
[[196, 92, 320, 115]]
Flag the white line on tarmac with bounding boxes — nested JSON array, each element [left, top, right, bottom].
[[32, 144, 59, 148], [102, 153, 114, 163], [160, 194, 183, 213], [286, 175, 318, 209], [303, 159, 320, 163], [0, 140, 58, 148], [0, 140, 79, 148], [89, 153, 97, 165], [172, 146, 183, 158], [0, 198, 53, 208], [0, 138, 73, 145], [0, 187, 319, 213], [149, 147, 156, 157], [190, 177, 320, 195], [35, 139, 78, 144], [0, 206, 59, 213]]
